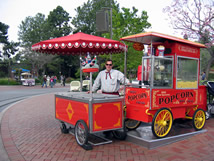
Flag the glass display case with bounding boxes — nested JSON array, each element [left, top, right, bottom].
[[176, 57, 199, 89], [142, 56, 173, 88]]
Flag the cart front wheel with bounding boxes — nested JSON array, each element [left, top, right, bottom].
[[192, 109, 206, 130], [152, 108, 173, 138], [125, 119, 141, 130], [75, 120, 89, 146]]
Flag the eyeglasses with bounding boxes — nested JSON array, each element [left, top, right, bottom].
[[106, 64, 112, 66]]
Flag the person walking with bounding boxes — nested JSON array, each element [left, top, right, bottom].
[[60, 75, 63, 86], [47, 75, 50, 87], [50, 76, 54, 88], [63, 75, 66, 86], [91, 59, 130, 95], [42, 75, 47, 88]]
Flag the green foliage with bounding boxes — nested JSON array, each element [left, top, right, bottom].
[[35, 78, 41, 84], [72, 0, 104, 34], [99, 4, 151, 76], [18, 6, 73, 79], [0, 22, 19, 58], [47, 6, 72, 38], [0, 22, 9, 44], [0, 78, 20, 85], [200, 48, 211, 72], [18, 13, 49, 46]]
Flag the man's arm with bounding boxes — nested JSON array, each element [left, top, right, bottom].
[[118, 71, 130, 84], [92, 72, 102, 92]]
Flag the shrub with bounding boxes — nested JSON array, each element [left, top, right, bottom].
[[0, 78, 21, 85], [65, 77, 76, 83]]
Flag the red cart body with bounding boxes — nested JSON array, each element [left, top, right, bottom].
[[55, 93, 124, 133], [121, 32, 207, 138]]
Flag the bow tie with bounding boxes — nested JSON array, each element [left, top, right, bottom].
[[105, 71, 112, 79]]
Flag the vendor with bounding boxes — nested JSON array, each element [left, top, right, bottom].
[[91, 59, 130, 95]]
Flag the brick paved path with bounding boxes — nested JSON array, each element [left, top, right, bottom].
[[1, 94, 214, 161]]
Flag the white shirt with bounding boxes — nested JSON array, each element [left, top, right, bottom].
[[92, 69, 129, 93]]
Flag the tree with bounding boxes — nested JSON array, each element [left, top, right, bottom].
[[18, 13, 55, 76], [72, 0, 109, 34], [18, 6, 72, 77], [0, 22, 19, 58], [72, 0, 151, 79], [0, 22, 9, 44], [104, 5, 151, 75], [47, 6, 72, 38], [163, 0, 214, 79]]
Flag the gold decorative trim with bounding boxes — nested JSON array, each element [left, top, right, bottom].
[[193, 90, 198, 104], [145, 109, 154, 118], [113, 103, 121, 111], [84, 104, 88, 114], [94, 104, 102, 114], [193, 105, 198, 111], [56, 98, 58, 105], [125, 88, 131, 104], [114, 118, 121, 127], [66, 103, 74, 120], [56, 112, 59, 118], [152, 90, 159, 108], [94, 121, 102, 130]]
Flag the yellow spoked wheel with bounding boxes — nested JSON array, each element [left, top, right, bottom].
[[192, 109, 206, 131], [152, 108, 173, 138], [125, 119, 141, 130]]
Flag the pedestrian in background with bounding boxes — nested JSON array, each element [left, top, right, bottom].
[[50, 76, 54, 88], [60, 75, 64, 86], [63, 75, 66, 86], [54, 76, 57, 85], [201, 72, 206, 81], [42, 75, 47, 88], [47, 75, 50, 87]]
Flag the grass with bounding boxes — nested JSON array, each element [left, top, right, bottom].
[[0, 78, 21, 85]]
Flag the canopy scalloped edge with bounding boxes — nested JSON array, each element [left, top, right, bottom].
[[32, 41, 127, 55]]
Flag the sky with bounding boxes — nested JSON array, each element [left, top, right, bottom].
[[0, 0, 181, 42]]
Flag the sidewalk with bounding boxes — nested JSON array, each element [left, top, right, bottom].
[[1, 93, 214, 161]]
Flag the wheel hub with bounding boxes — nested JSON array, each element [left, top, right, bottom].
[[160, 121, 167, 126], [197, 117, 203, 122]]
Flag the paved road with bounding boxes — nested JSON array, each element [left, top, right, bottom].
[[0, 84, 69, 161], [0, 84, 69, 112], [1, 85, 214, 161]]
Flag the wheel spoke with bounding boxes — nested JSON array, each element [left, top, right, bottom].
[[153, 109, 173, 138]]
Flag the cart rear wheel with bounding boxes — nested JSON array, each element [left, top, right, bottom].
[[112, 127, 127, 140], [192, 109, 206, 130], [60, 122, 69, 134], [75, 120, 89, 146], [125, 119, 141, 130], [152, 108, 173, 138]]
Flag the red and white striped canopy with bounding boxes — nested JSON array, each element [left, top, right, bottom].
[[32, 32, 127, 55]]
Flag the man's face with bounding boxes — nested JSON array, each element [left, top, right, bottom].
[[105, 61, 113, 71]]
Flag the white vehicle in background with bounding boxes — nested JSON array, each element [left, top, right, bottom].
[[20, 72, 35, 86]]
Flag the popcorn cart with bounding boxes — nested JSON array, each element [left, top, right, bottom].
[[121, 32, 207, 138]]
